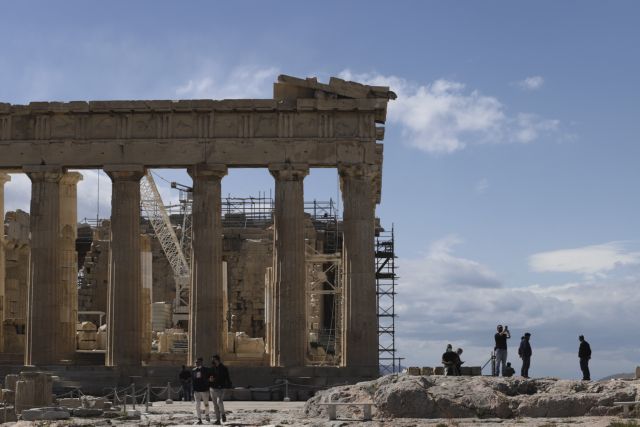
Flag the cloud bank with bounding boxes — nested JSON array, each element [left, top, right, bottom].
[[529, 242, 640, 276], [339, 70, 560, 154], [397, 236, 640, 379]]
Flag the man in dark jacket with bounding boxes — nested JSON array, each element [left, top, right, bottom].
[[518, 332, 532, 378], [209, 355, 232, 425], [441, 344, 458, 376], [578, 335, 592, 381], [192, 357, 210, 424]]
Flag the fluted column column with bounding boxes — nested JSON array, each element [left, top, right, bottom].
[[58, 172, 82, 361], [269, 163, 308, 367], [187, 164, 227, 362], [0, 173, 11, 352], [105, 166, 144, 366], [24, 165, 64, 365], [339, 164, 378, 370]]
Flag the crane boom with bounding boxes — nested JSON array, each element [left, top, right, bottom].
[[140, 171, 191, 321]]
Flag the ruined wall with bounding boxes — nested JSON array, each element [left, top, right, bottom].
[[78, 235, 110, 317], [223, 227, 273, 338]]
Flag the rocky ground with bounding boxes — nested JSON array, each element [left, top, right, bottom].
[[2, 375, 640, 426]]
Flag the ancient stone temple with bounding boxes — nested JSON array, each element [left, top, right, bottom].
[[0, 75, 395, 387]]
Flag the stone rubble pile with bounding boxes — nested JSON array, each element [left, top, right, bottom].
[[305, 374, 640, 419]]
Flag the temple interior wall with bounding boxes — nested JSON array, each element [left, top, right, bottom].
[[2, 210, 30, 353]]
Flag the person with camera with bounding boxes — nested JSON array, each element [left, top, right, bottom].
[[494, 324, 511, 376]]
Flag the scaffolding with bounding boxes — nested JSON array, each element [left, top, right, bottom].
[[305, 199, 343, 366], [376, 225, 401, 374]]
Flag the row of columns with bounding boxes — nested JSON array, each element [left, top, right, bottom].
[[1, 163, 378, 370]]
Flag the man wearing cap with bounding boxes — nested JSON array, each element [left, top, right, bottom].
[[578, 335, 592, 381], [518, 333, 532, 378], [192, 357, 211, 424]]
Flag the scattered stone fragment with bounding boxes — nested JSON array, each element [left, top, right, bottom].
[[20, 406, 70, 421], [72, 407, 104, 417]]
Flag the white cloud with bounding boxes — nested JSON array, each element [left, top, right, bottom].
[[529, 242, 640, 276], [339, 70, 560, 154], [175, 65, 279, 99], [396, 236, 640, 379], [475, 178, 489, 195], [516, 75, 545, 91], [514, 113, 559, 143]]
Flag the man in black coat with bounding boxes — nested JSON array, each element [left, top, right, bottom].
[[578, 335, 592, 381], [209, 354, 232, 425], [518, 332, 532, 378]]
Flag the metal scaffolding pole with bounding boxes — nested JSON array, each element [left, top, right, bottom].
[[376, 225, 401, 374]]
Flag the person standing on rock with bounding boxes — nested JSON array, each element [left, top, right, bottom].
[[578, 335, 592, 381], [192, 357, 211, 424], [494, 325, 511, 376], [518, 332, 532, 378], [442, 344, 458, 376]]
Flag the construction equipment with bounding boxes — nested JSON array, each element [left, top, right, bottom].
[[140, 171, 191, 324]]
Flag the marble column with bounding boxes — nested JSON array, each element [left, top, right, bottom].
[[105, 166, 144, 366], [269, 163, 308, 367], [24, 166, 64, 366], [58, 172, 82, 361], [339, 164, 378, 370], [187, 164, 227, 363], [0, 173, 10, 352]]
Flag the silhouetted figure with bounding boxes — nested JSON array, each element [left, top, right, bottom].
[[494, 324, 511, 376], [442, 344, 457, 376], [518, 332, 532, 378], [578, 335, 592, 381], [503, 362, 515, 377], [454, 348, 464, 376], [179, 364, 192, 401]]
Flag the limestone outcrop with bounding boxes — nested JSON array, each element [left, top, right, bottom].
[[304, 374, 640, 419]]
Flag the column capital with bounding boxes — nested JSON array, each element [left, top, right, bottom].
[[0, 172, 11, 185], [60, 171, 84, 186], [338, 163, 378, 179], [269, 163, 309, 181], [24, 165, 65, 183], [104, 165, 145, 181], [187, 163, 228, 180]]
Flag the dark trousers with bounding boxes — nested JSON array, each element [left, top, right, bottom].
[[521, 356, 531, 377], [180, 380, 192, 401], [580, 358, 590, 380]]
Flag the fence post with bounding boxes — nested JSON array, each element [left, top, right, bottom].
[[166, 381, 173, 404], [145, 384, 150, 413], [132, 382, 136, 409], [284, 379, 291, 402]]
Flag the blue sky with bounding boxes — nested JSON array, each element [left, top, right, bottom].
[[2, 1, 640, 379]]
